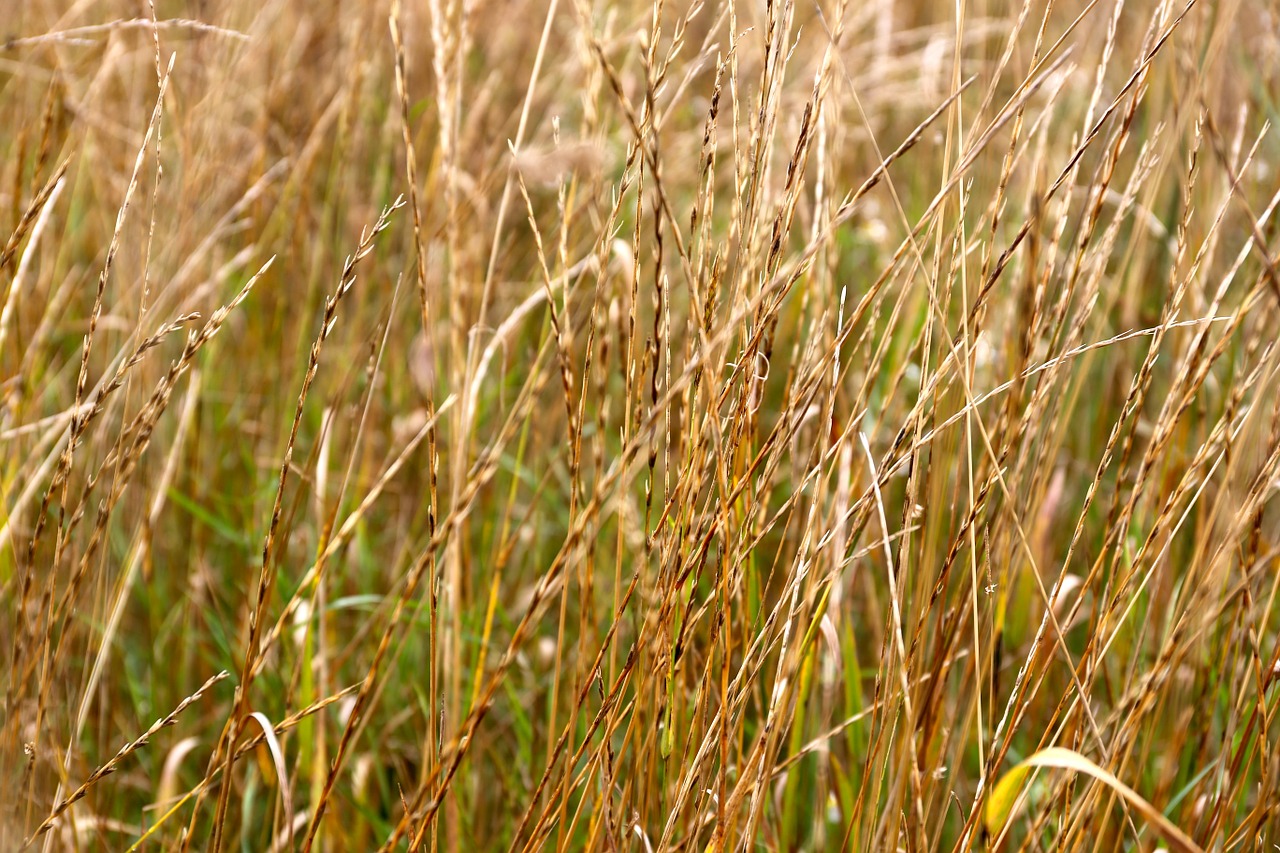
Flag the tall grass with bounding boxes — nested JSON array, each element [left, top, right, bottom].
[[3, 0, 1280, 849]]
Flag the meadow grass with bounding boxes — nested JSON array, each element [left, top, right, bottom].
[[3, 0, 1280, 849]]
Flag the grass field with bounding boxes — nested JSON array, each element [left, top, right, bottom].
[[4, 0, 1280, 849]]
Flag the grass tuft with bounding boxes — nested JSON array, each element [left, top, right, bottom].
[[3, 0, 1280, 850]]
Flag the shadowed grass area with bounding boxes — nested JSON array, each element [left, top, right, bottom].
[[3, 0, 1280, 849]]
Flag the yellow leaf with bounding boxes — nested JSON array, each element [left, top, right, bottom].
[[984, 763, 1032, 841], [985, 747, 1204, 853]]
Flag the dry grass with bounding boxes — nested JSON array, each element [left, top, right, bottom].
[[3, 0, 1280, 849]]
